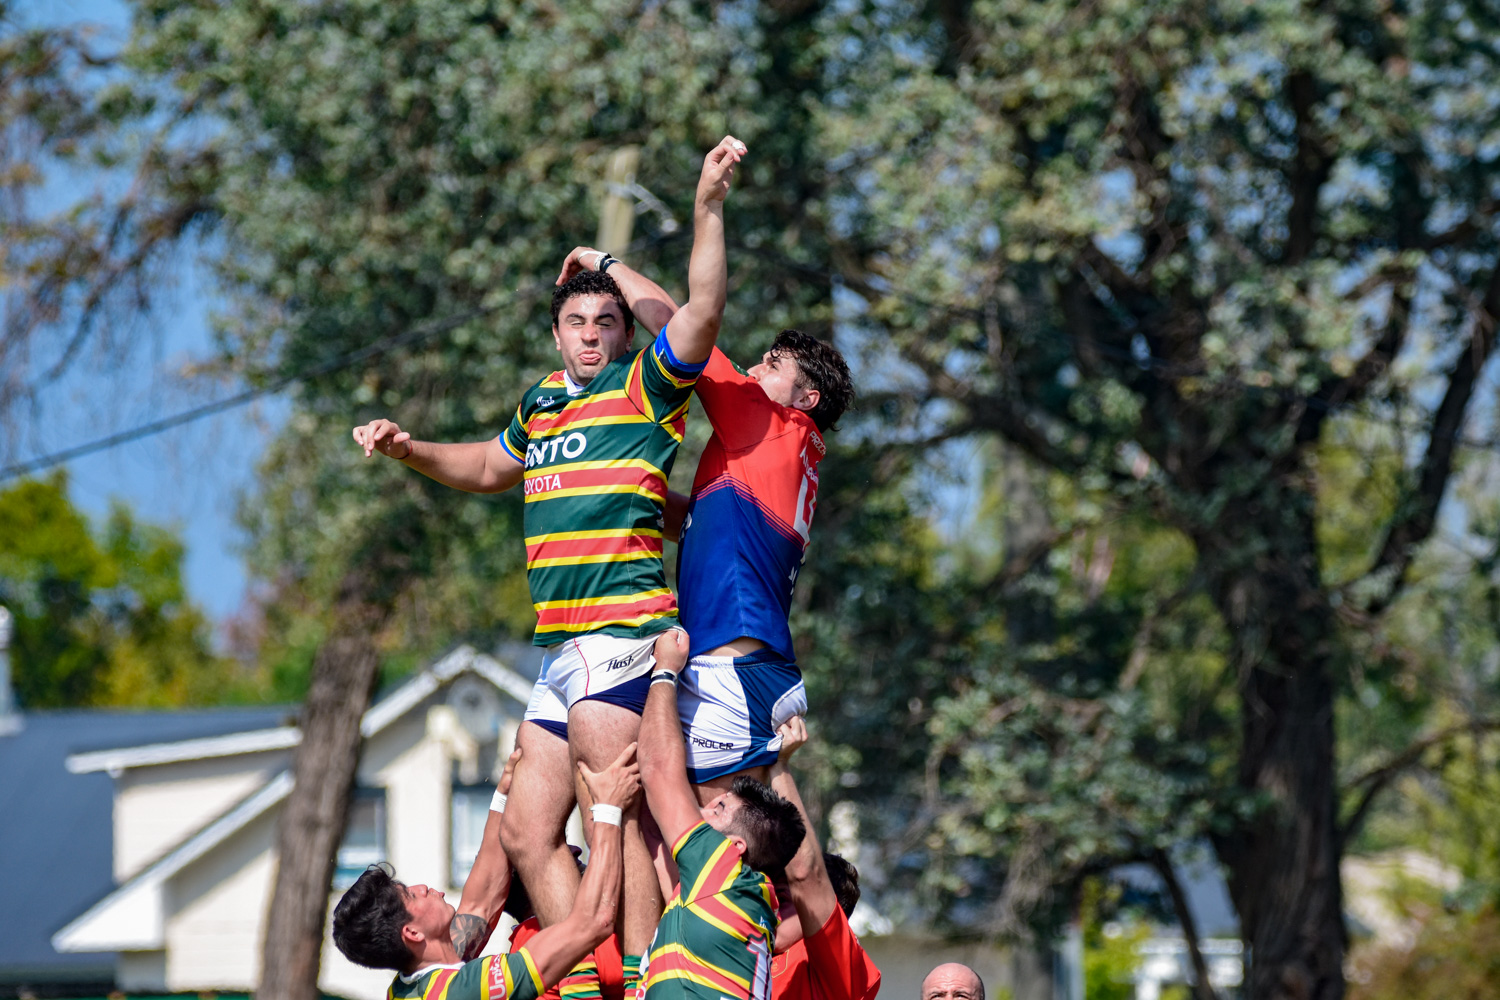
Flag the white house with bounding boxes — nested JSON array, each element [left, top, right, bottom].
[[50, 644, 540, 1000]]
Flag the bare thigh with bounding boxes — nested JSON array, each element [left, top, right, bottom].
[[499, 720, 580, 925]]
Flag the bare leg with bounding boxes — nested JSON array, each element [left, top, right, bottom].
[[499, 721, 580, 926], [691, 764, 771, 807], [568, 699, 664, 956]]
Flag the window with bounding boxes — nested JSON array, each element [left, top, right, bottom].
[[334, 788, 387, 889], [451, 785, 494, 888]]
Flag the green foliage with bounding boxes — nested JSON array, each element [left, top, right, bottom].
[[0, 473, 252, 707], [1081, 879, 1152, 1000]]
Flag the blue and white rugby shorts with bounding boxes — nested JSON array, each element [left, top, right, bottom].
[[678, 648, 807, 783]]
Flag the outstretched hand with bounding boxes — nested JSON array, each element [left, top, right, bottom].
[[775, 715, 808, 764], [579, 741, 641, 810], [351, 418, 412, 459], [697, 135, 747, 206]]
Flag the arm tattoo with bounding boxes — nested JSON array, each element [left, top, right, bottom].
[[450, 912, 489, 961]]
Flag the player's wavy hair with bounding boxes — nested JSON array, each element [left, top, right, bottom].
[[332, 863, 413, 972], [552, 270, 636, 333], [727, 776, 806, 878], [824, 852, 861, 917], [769, 329, 854, 432]]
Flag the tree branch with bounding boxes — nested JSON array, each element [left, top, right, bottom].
[[1152, 848, 1221, 1000], [1339, 717, 1500, 846], [1363, 263, 1500, 614], [1298, 281, 1412, 444], [1284, 70, 1334, 266]]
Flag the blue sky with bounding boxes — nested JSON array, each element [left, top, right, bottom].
[[14, 0, 283, 627]]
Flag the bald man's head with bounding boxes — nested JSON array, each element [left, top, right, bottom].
[[920, 963, 984, 1000]]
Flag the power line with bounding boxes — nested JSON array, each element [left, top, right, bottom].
[[4, 235, 1498, 485], [0, 303, 501, 483]]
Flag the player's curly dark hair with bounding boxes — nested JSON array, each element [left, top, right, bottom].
[[552, 270, 635, 333], [727, 775, 806, 878], [768, 329, 854, 432], [332, 863, 412, 972], [823, 852, 861, 917]]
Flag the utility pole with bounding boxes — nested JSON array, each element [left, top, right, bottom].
[[596, 147, 641, 252], [0, 606, 19, 735]]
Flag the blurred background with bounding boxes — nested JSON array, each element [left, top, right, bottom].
[[4, 1, 1500, 999]]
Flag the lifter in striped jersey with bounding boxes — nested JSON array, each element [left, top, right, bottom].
[[352, 136, 748, 979], [637, 629, 806, 1000]]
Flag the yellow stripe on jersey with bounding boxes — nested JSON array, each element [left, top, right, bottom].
[[685, 900, 754, 942], [630, 353, 656, 422], [647, 943, 753, 991], [527, 551, 660, 569], [527, 413, 655, 438], [525, 527, 663, 545], [534, 613, 669, 634], [519, 948, 544, 995], [533, 588, 674, 611], [523, 483, 665, 504], [652, 347, 699, 390], [525, 457, 667, 479], [685, 836, 736, 902]]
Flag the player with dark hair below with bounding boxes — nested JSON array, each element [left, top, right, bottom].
[[352, 135, 749, 983], [766, 718, 881, 1000], [554, 243, 855, 804], [637, 629, 806, 1000], [331, 744, 639, 1000]]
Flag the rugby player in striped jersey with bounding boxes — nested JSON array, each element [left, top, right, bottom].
[[330, 744, 639, 1000], [637, 628, 805, 1000], [352, 135, 747, 981]]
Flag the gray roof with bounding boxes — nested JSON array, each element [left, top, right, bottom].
[[0, 706, 290, 986]]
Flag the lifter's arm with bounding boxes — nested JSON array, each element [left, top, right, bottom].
[[639, 630, 706, 848], [451, 747, 522, 960], [352, 419, 523, 493], [768, 718, 839, 931], [524, 744, 640, 988]]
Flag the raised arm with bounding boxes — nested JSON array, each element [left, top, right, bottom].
[[352, 419, 523, 494], [639, 629, 707, 847], [553, 137, 743, 366], [767, 718, 838, 931], [664, 137, 742, 365], [451, 747, 522, 960], [556, 249, 679, 335], [523, 743, 640, 988]]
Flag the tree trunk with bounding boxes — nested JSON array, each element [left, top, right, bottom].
[[1196, 493, 1346, 1000], [258, 597, 385, 1000]]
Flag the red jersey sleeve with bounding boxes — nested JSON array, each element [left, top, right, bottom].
[[694, 347, 797, 452], [804, 906, 881, 1000]]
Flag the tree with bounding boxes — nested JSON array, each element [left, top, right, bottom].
[[803, 2, 1500, 998], [0, 472, 244, 707]]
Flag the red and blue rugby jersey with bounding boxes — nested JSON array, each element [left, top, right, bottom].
[[676, 348, 825, 661]]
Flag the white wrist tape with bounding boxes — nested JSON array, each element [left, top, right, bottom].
[[590, 804, 623, 827], [490, 790, 508, 814], [581, 250, 608, 270]]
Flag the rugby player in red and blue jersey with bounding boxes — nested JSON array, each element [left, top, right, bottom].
[[560, 252, 854, 801]]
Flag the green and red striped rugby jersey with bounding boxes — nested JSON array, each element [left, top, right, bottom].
[[500, 328, 703, 646]]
